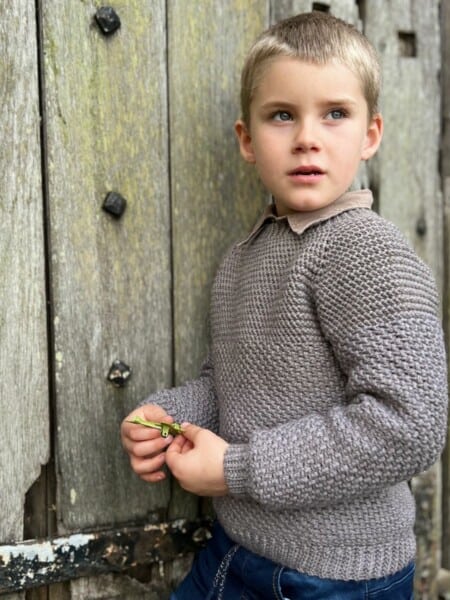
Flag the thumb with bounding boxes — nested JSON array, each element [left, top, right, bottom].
[[179, 422, 202, 442]]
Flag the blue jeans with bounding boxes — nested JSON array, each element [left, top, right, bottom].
[[171, 522, 414, 600]]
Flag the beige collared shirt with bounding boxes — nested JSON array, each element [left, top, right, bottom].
[[238, 189, 373, 246]]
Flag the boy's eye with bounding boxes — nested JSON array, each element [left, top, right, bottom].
[[272, 111, 293, 122], [326, 109, 347, 120]]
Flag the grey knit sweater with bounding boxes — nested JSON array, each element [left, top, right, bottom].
[[143, 189, 447, 581]]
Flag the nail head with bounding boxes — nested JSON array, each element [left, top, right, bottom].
[[107, 360, 132, 388], [102, 191, 127, 218], [416, 217, 427, 237], [95, 7, 121, 36]]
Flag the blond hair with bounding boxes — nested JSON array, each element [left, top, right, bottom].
[[240, 11, 381, 125]]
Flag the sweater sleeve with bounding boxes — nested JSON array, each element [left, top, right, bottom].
[[224, 217, 448, 509], [139, 353, 219, 433]]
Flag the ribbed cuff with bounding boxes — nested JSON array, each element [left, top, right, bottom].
[[224, 444, 250, 497]]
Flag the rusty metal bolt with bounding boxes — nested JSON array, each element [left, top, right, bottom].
[[107, 360, 132, 387], [102, 191, 127, 218], [95, 7, 121, 36]]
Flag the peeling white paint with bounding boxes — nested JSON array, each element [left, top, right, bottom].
[[54, 533, 92, 552], [70, 488, 77, 505], [0, 542, 53, 566], [0, 533, 93, 567]]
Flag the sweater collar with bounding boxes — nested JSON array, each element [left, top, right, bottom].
[[238, 189, 373, 246]]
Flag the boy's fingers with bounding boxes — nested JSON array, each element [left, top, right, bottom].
[[122, 410, 175, 443], [130, 452, 166, 475], [166, 434, 186, 456], [130, 435, 173, 458], [181, 439, 194, 454], [165, 435, 196, 476], [125, 425, 162, 442], [140, 471, 167, 483]]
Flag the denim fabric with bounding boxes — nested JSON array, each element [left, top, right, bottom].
[[170, 522, 414, 600]]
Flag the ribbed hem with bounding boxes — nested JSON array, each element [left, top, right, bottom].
[[221, 518, 416, 581], [262, 532, 414, 581], [224, 444, 250, 497], [213, 493, 417, 581]]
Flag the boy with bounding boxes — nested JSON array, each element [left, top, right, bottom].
[[121, 12, 447, 599]]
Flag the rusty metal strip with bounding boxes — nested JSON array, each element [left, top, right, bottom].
[[0, 517, 212, 593]]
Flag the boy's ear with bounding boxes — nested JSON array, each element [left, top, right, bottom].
[[361, 113, 383, 161], [235, 120, 256, 164]]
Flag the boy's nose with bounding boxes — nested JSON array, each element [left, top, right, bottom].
[[292, 120, 320, 152]]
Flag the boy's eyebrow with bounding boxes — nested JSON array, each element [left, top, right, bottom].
[[320, 97, 359, 107], [259, 97, 359, 110]]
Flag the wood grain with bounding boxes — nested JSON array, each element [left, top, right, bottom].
[[41, 0, 172, 531], [0, 1, 49, 552], [441, 0, 450, 574]]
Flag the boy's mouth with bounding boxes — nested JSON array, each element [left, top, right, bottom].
[[289, 165, 324, 176]]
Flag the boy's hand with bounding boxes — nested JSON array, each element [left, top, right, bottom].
[[121, 404, 174, 483], [165, 424, 229, 496]]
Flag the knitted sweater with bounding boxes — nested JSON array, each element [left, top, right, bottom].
[[143, 189, 448, 581]]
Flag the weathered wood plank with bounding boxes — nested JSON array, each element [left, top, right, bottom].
[[271, 0, 359, 24], [168, 0, 268, 519], [441, 0, 450, 573], [365, 2, 443, 598], [365, 0, 442, 280], [443, 0, 450, 181], [443, 174, 450, 575], [0, 0, 49, 559], [69, 555, 192, 600], [41, 0, 172, 531], [69, 575, 160, 600]]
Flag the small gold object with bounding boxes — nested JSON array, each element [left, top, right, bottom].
[[127, 416, 184, 438]]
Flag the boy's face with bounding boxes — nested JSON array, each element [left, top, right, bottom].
[[235, 57, 382, 215]]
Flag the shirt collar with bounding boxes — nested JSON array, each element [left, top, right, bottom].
[[238, 189, 373, 246]]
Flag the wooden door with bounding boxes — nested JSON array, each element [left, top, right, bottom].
[[0, 2, 446, 598]]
